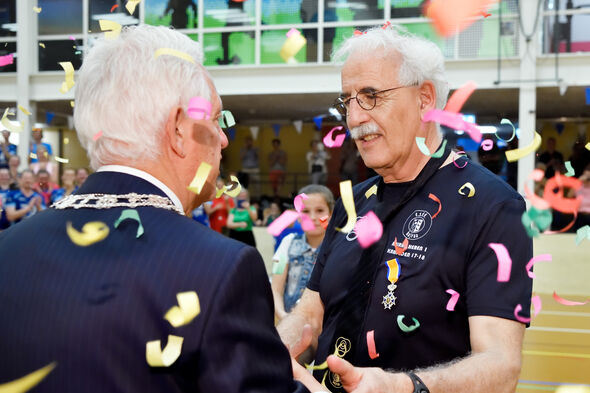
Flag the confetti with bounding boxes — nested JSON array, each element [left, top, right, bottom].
[[0, 362, 56, 393], [453, 151, 468, 168], [525, 254, 552, 279], [458, 182, 475, 198], [39, 43, 45, 48], [267, 210, 299, 236], [164, 291, 200, 327], [393, 237, 409, 255], [337, 180, 357, 233], [63, 137, 69, 144], [480, 11, 492, 17], [576, 225, 590, 245], [280, 30, 306, 62], [99, 19, 122, 40], [354, 211, 383, 248], [564, 161, 575, 177], [428, 193, 442, 219], [497, 118, 516, 142], [397, 315, 420, 332], [33, 6, 42, 13], [366, 330, 379, 359], [146, 335, 183, 367], [70, 100, 75, 108], [481, 139, 494, 151], [125, 0, 141, 14], [58, 61, 75, 93], [272, 252, 288, 275], [513, 304, 530, 323], [187, 162, 212, 195], [299, 213, 316, 231], [505, 131, 542, 162], [54, 156, 69, 163], [218, 110, 235, 128], [66, 221, 109, 247], [110, 4, 119, 12], [532, 295, 542, 317], [524, 170, 551, 210], [514, 295, 542, 323], [415, 137, 447, 158], [0, 53, 14, 67], [294, 193, 308, 213], [29, 153, 37, 160], [444, 81, 476, 113], [187, 96, 211, 120], [92, 130, 103, 141], [521, 207, 552, 238], [424, 0, 497, 37], [365, 184, 377, 198], [543, 175, 582, 214], [18, 105, 31, 115], [154, 48, 195, 64], [114, 209, 144, 238], [586, 142, 590, 151], [543, 211, 577, 235], [323, 126, 346, 148], [488, 243, 511, 282], [223, 175, 241, 198], [1, 108, 23, 133], [423, 109, 482, 142], [445, 289, 460, 311], [553, 291, 588, 306], [68, 35, 75, 41], [319, 215, 329, 230]]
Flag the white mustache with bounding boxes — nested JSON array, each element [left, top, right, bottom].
[[349, 123, 379, 140]]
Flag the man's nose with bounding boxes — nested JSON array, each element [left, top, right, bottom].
[[346, 97, 371, 128], [219, 128, 229, 149]]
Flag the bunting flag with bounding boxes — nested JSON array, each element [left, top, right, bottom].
[[272, 124, 281, 137], [45, 112, 55, 125], [250, 126, 259, 140], [313, 115, 323, 130], [228, 127, 236, 141], [293, 120, 303, 134]]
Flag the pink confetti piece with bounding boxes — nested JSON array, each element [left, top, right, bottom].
[[286, 28, 300, 38], [294, 193, 308, 213], [525, 254, 552, 279], [68, 35, 76, 41], [481, 139, 494, 151], [381, 21, 391, 29], [92, 130, 103, 141], [187, 96, 211, 120], [354, 211, 383, 248], [0, 53, 14, 67], [299, 213, 316, 231], [423, 109, 482, 143], [488, 243, 512, 282], [445, 289, 460, 311], [323, 126, 346, 148], [513, 304, 530, 323], [531, 295, 542, 318], [428, 193, 442, 219], [553, 291, 589, 306], [366, 330, 379, 359], [267, 210, 299, 236], [445, 81, 477, 113], [531, 168, 545, 182]]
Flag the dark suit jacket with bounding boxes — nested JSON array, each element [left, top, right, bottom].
[[0, 171, 308, 393]]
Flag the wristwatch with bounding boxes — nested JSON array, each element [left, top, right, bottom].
[[406, 372, 430, 393]]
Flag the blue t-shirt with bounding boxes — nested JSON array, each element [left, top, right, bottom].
[[29, 143, 53, 163], [191, 203, 211, 227], [0, 188, 11, 229], [0, 144, 17, 167], [50, 187, 78, 205], [308, 157, 532, 376], [5, 190, 46, 223]]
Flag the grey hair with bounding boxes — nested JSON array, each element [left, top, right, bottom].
[[74, 24, 211, 170], [332, 24, 449, 109], [298, 184, 335, 212]]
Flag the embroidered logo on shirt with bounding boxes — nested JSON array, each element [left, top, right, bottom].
[[402, 210, 432, 240]]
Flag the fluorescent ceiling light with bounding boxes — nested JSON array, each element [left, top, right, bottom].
[[1, 23, 17, 32], [327, 2, 368, 9]]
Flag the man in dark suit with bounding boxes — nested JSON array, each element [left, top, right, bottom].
[[0, 25, 315, 393]]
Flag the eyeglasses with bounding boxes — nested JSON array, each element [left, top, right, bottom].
[[332, 85, 415, 117]]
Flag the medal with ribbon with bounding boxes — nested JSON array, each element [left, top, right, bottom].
[[382, 258, 400, 310]]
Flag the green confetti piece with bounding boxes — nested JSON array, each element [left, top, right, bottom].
[[218, 110, 235, 129], [114, 209, 144, 238], [415, 138, 447, 158], [397, 315, 420, 332], [498, 118, 516, 142], [575, 225, 590, 246], [521, 207, 552, 238], [564, 161, 575, 177], [272, 253, 288, 275]]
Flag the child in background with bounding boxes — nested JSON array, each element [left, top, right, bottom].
[[271, 184, 334, 321], [226, 188, 258, 247], [209, 177, 235, 234]]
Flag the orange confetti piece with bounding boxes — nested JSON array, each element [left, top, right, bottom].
[[428, 193, 442, 219], [110, 4, 119, 12], [444, 81, 477, 113]]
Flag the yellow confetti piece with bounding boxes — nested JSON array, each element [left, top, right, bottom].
[[555, 386, 590, 393], [154, 48, 195, 64], [458, 182, 475, 197], [280, 33, 307, 62], [63, 137, 69, 145], [337, 180, 357, 233], [224, 175, 242, 198], [39, 43, 45, 49], [54, 156, 69, 163], [29, 153, 37, 160], [125, 0, 141, 14], [0, 362, 56, 393], [1, 108, 23, 133], [586, 142, 590, 151], [99, 19, 122, 40], [66, 221, 109, 247], [187, 162, 212, 195], [32, 6, 42, 13], [146, 335, 183, 367], [58, 62, 75, 94], [164, 291, 200, 327], [17, 105, 31, 116], [69, 101, 75, 108], [365, 184, 377, 199], [505, 131, 542, 162]]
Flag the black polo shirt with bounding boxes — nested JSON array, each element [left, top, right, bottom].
[[308, 157, 533, 371]]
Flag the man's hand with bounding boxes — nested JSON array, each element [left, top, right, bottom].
[[33, 196, 43, 210], [327, 356, 411, 393], [288, 324, 312, 359]]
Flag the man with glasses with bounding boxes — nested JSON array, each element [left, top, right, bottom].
[[279, 25, 532, 393]]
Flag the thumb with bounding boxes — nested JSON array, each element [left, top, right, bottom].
[[289, 324, 312, 359], [327, 355, 361, 390]]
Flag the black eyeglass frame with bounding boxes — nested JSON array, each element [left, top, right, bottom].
[[332, 84, 417, 117]]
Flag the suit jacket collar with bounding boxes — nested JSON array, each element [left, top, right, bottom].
[[77, 172, 170, 199]]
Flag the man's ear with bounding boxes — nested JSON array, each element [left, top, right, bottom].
[[165, 106, 186, 158], [418, 80, 436, 115]]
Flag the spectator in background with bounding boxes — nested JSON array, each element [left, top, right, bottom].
[[268, 138, 287, 196], [539, 137, 564, 179], [227, 188, 258, 247], [192, 202, 212, 227], [340, 138, 360, 184], [30, 145, 58, 184], [239, 135, 260, 196], [51, 168, 78, 204], [0, 168, 12, 230], [209, 177, 235, 234], [0, 130, 17, 168], [263, 200, 282, 226], [33, 169, 59, 205], [271, 185, 334, 321], [306, 140, 330, 185], [29, 128, 53, 164], [5, 169, 45, 224], [569, 137, 590, 179], [76, 167, 89, 186], [162, 0, 197, 29], [7, 155, 20, 189]]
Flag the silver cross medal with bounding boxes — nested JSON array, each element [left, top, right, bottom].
[[382, 283, 397, 310]]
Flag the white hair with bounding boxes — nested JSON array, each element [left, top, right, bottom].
[[74, 24, 211, 169], [333, 25, 449, 110]]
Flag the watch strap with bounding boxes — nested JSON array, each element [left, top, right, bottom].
[[406, 372, 430, 393]]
